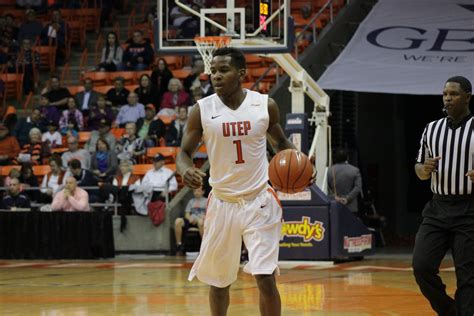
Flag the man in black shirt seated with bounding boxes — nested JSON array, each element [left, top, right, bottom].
[[68, 159, 99, 203], [1, 178, 30, 211]]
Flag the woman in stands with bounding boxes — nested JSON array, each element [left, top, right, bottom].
[[39, 155, 65, 203], [98, 31, 124, 72], [18, 128, 51, 165], [151, 58, 173, 100], [59, 98, 83, 134], [135, 74, 160, 111], [160, 78, 191, 115], [91, 138, 118, 183]]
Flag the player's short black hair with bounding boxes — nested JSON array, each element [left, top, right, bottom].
[[213, 47, 246, 70], [446, 76, 472, 94], [333, 148, 348, 164]]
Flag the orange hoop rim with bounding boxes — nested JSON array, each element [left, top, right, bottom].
[[194, 36, 232, 45]]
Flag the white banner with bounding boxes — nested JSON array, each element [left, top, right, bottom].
[[318, 0, 474, 95]]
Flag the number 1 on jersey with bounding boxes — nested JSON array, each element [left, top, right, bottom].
[[233, 140, 245, 164]]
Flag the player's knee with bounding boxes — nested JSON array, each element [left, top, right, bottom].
[[210, 285, 230, 297], [255, 274, 278, 296]]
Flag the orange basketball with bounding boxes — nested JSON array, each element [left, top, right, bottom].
[[268, 149, 313, 194]]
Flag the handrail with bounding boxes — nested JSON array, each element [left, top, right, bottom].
[[294, 0, 338, 59]]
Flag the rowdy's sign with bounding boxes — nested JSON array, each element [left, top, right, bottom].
[[281, 216, 325, 242]]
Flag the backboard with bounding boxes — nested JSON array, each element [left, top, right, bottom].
[[155, 0, 292, 54]]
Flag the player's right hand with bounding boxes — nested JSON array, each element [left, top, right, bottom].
[[422, 156, 441, 174], [183, 167, 206, 189]]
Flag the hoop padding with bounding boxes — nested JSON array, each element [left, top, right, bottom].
[[194, 36, 232, 74]]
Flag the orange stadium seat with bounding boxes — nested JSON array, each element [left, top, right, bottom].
[[78, 132, 91, 146], [83, 72, 109, 86], [35, 46, 57, 74], [110, 128, 125, 139], [0, 165, 21, 177], [132, 164, 153, 176], [94, 85, 114, 95], [171, 69, 191, 81], [108, 71, 136, 85], [67, 86, 84, 96], [146, 147, 178, 163], [33, 165, 52, 178]]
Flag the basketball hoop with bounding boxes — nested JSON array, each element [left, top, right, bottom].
[[194, 36, 232, 74]]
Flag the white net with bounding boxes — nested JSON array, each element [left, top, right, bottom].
[[194, 36, 232, 74]]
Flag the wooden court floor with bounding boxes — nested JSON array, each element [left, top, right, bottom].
[[0, 252, 454, 315]]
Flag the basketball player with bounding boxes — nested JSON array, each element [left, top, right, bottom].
[[177, 48, 312, 316]]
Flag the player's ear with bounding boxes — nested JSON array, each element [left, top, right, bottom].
[[238, 68, 246, 82]]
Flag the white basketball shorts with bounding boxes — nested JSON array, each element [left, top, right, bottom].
[[188, 187, 283, 288]]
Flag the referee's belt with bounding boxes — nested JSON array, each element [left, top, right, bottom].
[[433, 194, 474, 201]]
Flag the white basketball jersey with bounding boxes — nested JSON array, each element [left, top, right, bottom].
[[199, 89, 269, 199]]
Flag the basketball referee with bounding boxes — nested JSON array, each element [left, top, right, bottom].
[[413, 76, 473, 316]]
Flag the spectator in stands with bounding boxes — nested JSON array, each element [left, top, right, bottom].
[[123, 30, 154, 71], [191, 86, 204, 103], [106, 77, 129, 109], [135, 74, 160, 110], [136, 104, 166, 147], [183, 60, 205, 93], [68, 159, 98, 190], [327, 148, 363, 213], [40, 9, 67, 63], [98, 31, 124, 72], [115, 93, 145, 127], [91, 138, 118, 182], [0, 123, 21, 166], [173, 106, 188, 146], [101, 159, 141, 216], [59, 97, 84, 133], [11, 38, 40, 94], [174, 186, 207, 254], [88, 95, 115, 131], [75, 78, 100, 117], [197, 73, 214, 97], [61, 136, 91, 169], [85, 118, 116, 153], [41, 75, 71, 110], [42, 120, 62, 149], [160, 78, 191, 114], [2, 14, 19, 43], [170, 4, 192, 28], [3, 168, 20, 187], [18, 162, 39, 201], [13, 107, 46, 146], [18, 127, 51, 165], [51, 176, 90, 212], [17, 9, 43, 43], [39, 95, 61, 125], [151, 58, 173, 99], [142, 153, 177, 202], [0, 178, 30, 211], [164, 122, 179, 147], [39, 155, 65, 202], [116, 122, 145, 163]]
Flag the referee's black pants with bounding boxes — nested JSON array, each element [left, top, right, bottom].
[[412, 195, 474, 316]]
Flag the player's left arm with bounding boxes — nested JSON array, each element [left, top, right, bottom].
[[267, 98, 296, 152]]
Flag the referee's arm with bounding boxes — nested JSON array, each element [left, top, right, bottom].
[[414, 125, 441, 180]]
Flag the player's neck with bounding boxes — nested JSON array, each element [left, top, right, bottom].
[[219, 88, 246, 110]]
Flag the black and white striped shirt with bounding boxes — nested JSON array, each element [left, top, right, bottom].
[[417, 115, 474, 195]]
